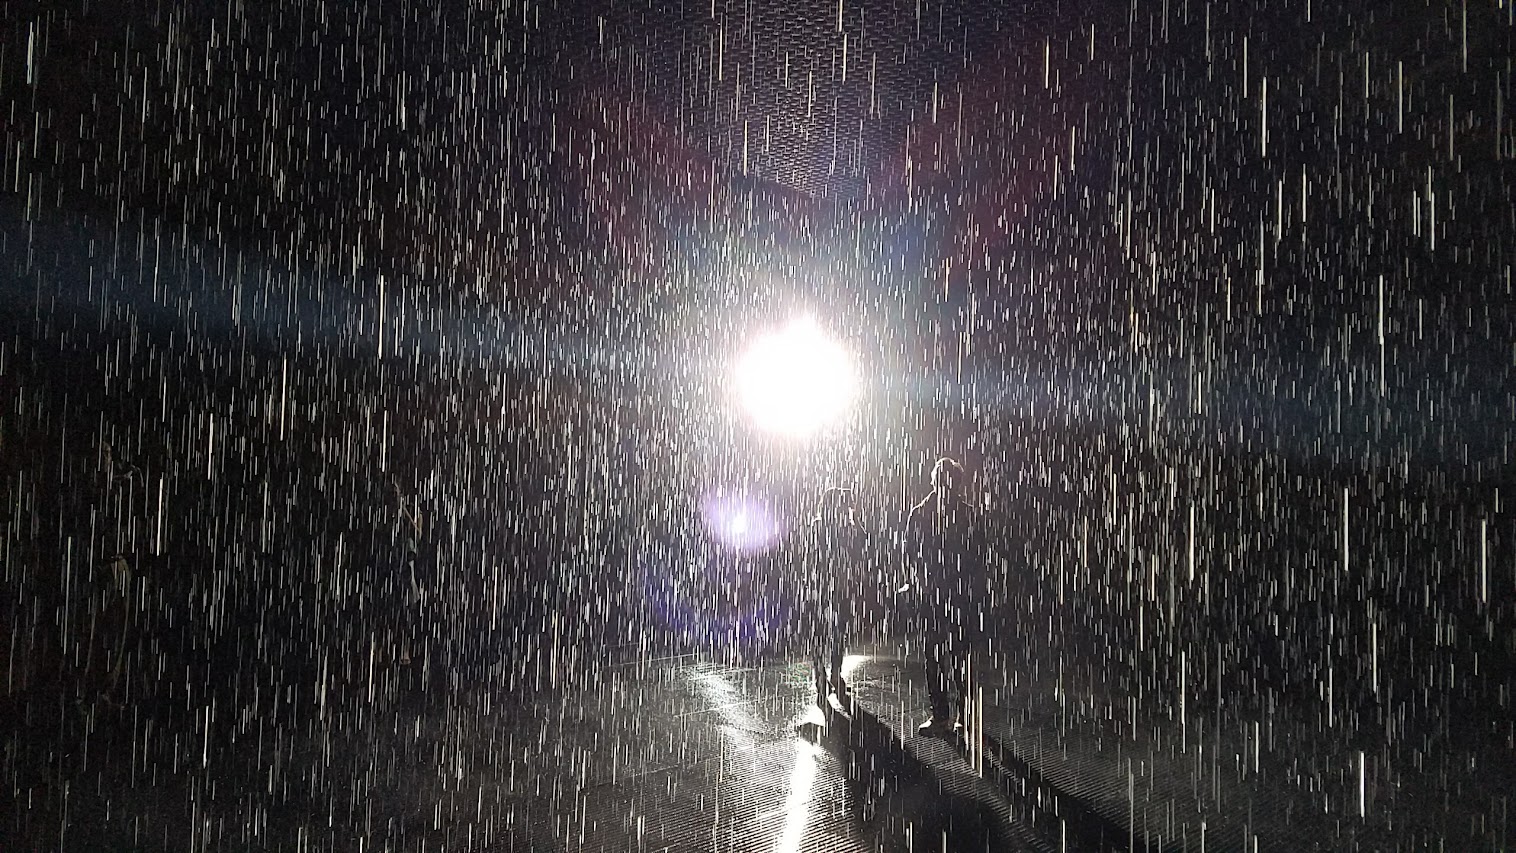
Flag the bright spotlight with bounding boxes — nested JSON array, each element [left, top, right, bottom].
[[733, 317, 857, 438]]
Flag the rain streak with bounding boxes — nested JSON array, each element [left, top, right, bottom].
[[1, 1, 1513, 851]]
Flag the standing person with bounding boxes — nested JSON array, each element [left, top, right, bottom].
[[802, 487, 865, 713], [904, 457, 988, 735]]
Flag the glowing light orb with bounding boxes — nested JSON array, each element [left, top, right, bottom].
[[700, 491, 783, 554], [733, 317, 857, 438]]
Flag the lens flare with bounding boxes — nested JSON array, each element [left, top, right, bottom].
[[699, 490, 784, 554]]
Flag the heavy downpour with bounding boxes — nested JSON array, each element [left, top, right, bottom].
[[2, 0, 1513, 850]]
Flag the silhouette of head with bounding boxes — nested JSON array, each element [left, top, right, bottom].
[[930, 457, 964, 495]]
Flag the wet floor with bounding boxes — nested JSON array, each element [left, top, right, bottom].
[[7, 637, 1511, 852]]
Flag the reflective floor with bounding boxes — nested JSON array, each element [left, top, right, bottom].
[[7, 635, 1511, 852]]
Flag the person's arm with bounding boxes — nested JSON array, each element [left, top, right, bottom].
[[897, 503, 924, 593]]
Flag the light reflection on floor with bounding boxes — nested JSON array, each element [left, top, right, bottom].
[[687, 656, 879, 852], [773, 739, 822, 853], [773, 654, 872, 851]]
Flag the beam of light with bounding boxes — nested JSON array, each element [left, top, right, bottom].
[[690, 668, 760, 747], [772, 739, 821, 853], [839, 654, 869, 681], [688, 668, 821, 852], [734, 316, 857, 438]]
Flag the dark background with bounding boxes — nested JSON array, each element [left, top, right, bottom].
[[1, 0, 1513, 844]]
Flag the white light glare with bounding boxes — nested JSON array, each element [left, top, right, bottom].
[[734, 317, 857, 438]]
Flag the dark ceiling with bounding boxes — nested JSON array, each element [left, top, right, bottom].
[[1, 0, 1513, 484], [0, 0, 1099, 265], [2, 0, 1511, 320], [578, 0, 1071, 199]]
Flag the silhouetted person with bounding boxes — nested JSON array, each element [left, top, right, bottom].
[[803, 487, 865, 712], [904, 457, 987, 734]]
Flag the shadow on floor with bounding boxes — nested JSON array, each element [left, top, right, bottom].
[[973, 727, 1176, 853], [802, 700, 1031, 853]]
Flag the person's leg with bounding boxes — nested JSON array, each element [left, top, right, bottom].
[[951, 649, 969, 723], [812, 651, 828, 708], [922, 621, 953, 729], [958, 644, 987, 775], [812, 602, 831, 708], [950, 619, 978, 724], [827, 633, 848, 703], [828, 601, 849, 699], [795, 644, 829, 734]]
